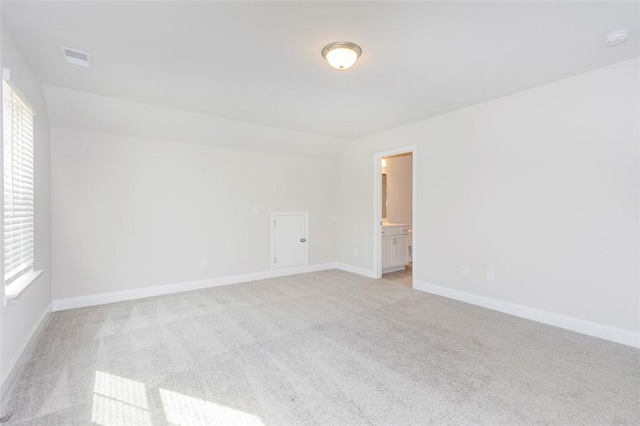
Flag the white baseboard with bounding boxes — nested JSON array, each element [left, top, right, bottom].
[[52, 263, 337, 312], [1, 302, 52, 401], [413, 280, 640, 349], [335, 263, 377, 278]]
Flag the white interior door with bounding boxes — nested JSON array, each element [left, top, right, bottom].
[[272, 212, 308, 270]]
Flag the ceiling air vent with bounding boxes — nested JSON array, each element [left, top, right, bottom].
[[61, 47, 92, 68], [604, 29, 631, 47]]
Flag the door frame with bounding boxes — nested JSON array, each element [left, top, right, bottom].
[[373, 146, 417, 281], [271, 211, 309, 271]]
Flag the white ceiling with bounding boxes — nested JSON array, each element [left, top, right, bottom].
[[2, 1, 639, 140]]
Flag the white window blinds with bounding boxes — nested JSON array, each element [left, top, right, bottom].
[[3, 80, 35, 285]]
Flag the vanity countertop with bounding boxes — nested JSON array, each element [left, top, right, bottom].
[[382, 222, 410, 227]]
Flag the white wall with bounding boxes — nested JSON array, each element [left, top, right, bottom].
[[0, 28, 52, 397], [51, 127, 337, 301], [384, 154, 412, 224], [337, 58, 639, 340], [44, 85, 346, 160]]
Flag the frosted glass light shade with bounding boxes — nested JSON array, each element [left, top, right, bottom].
[[322, 42, 362, 71]]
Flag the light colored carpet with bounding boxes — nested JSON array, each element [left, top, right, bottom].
[[1, 270, 638, 425]]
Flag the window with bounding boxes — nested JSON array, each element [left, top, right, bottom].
[[3, 80, 35, 286]]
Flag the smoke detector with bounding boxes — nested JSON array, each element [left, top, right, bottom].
[[61, 47, 92, 68], [604, 29, 631, 47]]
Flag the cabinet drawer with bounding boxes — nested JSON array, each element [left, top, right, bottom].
[[382, 225, 409, 236]]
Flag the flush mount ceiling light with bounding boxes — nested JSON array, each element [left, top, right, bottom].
[[604, 29, 631, 46], [321, 41, 362, 71]]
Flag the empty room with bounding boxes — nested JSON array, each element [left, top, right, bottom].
[[0, 1, 638, 425]]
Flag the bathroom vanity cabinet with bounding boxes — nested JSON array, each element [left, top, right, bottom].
[[382, 224, 409, 273]]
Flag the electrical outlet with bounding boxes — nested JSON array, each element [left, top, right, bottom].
[[353, 248, 358, 256], [200, 257, 208, 267], [461, 265, 469, 276], [251, 206, 258, 216], [486, 269, 495, 281]]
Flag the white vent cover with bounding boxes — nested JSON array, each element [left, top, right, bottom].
[[61, 47, 92, 68]]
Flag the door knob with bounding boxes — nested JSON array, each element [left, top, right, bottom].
[[300, 238, 307, 242]]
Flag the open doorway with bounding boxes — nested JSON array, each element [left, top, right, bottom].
[[373, 147, 417, 286]]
